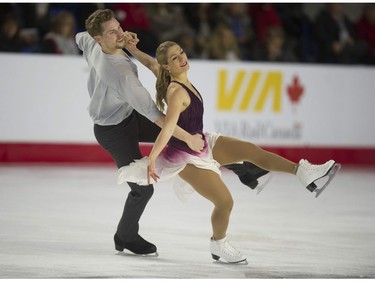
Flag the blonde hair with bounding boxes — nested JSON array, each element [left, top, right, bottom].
[[155, 41, 178, 111]]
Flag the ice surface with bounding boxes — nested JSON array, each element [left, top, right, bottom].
[[0, 165, 374, 278]]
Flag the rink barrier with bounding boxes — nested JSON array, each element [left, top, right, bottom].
[[0, 142, 374, 166], [1, 54, 375, 166]]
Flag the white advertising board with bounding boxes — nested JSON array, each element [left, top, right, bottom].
[[1, 54, 374, 148]]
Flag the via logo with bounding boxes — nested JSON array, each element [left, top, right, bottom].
[[217, 70, 305, 113]]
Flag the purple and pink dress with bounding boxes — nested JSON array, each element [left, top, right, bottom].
[[117, 81, 222, 195]]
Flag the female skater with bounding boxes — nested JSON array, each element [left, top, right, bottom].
[[118, 41, 340, 263]]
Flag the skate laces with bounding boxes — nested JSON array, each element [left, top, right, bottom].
[[297, 159, 334, 186], [299, 159, 331, 172], [299, 159, 315, 171]]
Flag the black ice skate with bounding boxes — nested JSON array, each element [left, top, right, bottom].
[[297, 159, 341, 198], [114, 234, 158, 256], [225, 162, 272, 194]]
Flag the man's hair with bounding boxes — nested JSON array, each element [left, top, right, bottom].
[[85, 9, 115, 37]]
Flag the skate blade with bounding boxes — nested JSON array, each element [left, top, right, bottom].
[[255, 172, 273, 195], [212, 254, 248, 265], [313, 163, 341, 198], [117, 251, 159, 258]]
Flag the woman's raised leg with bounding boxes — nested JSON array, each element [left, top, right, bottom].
[[212, 136, 297, 174], [212, 136, 340, 197]]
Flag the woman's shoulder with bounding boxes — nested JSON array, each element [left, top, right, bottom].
[[168, 81, 179, 88], [166, 82, 190, 103], [167, 81, 184, 94]]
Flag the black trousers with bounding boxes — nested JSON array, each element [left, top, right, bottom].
[[94, 110, 161, 242]]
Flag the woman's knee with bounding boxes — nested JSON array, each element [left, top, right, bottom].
[[215, 195, 234, 213], [213, 137, 254, 164]]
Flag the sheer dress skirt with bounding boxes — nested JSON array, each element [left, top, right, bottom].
[[117, 132, 222, 201]]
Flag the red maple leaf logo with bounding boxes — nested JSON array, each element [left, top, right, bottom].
[[287, 76, 304, 105]]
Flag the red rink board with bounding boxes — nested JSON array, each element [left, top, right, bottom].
[[1, 142, 374, 166]]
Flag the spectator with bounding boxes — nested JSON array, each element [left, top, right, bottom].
[[6, 3, 50, 41], [30, 3, 51, 40], [208, 24, 241, 61], [182, 3, 221, 58], [356, 4, 375, 65], [0, 12, 36, 53], [249, 3, 282, 45], [253, 25, 297, 62], [274, 3, 316, 62], [220, 3, 254, 60], [114, 3, 158, 55], [176, 30, 200, 59], [314, 3, 366, 64], [147, 4, 194, 46], [41, 10, 79, 55]]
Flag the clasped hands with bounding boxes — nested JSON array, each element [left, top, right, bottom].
[[123, 31, 139, 47]]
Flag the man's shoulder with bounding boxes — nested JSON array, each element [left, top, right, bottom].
[[109, 58, 137, 77]]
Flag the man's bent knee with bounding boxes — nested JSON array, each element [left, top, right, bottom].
[[128, 182, 154, 199]]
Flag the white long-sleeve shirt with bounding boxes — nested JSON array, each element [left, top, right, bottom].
[[75, 32, 162, 125]]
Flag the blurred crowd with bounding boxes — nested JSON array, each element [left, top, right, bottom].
[[1, 3, 374, 65]]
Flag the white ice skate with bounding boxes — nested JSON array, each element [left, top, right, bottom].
[[296, 159, 341, 198], [209, 236, 247, 264]]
